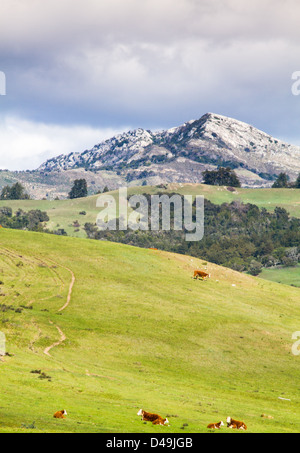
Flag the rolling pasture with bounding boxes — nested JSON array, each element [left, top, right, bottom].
[[1, 184, 300, 238], [1, 228, 300, 432], [260, 265, 300, 288]]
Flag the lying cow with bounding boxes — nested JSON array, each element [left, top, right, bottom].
[[194, 270, 211, 280], [53, 410, 67, 419], [137, 409, 169, 426], [207, 420, 224, 429], [226, 416, 247, 430]]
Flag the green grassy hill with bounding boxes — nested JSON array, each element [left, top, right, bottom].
[[0, 228, 300, 433], [1, 184, 300, 238], [260, 265, 300, 288]]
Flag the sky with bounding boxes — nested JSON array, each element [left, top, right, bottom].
[[1, 0, 300, 170]]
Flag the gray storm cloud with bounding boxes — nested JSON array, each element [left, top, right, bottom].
[[0, 0, 300, 169]]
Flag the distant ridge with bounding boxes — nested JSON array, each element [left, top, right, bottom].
[[2, 113, 300, 199], [37, 112, 300, 187]]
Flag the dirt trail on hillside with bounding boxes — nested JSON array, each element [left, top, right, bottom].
[[57, 266, 75, 312], [0, 245, 75, 359], [85, 369, 117, 381], [42, 261, 75, 356], [42, 257, 76, 312], [44, 321, 66, 357], [0, 246, 66, 307]]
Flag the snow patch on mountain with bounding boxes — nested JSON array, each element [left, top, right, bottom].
[[38, 113, 300, 186]]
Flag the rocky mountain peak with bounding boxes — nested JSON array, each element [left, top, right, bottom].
[[37, 113, 300, 187]]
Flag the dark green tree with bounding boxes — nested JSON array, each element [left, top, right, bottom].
[[202, 167, 241, 187], [69, 179, 88, 199], [249, 260, 263, 276], [294, 173, 300, 188], [272, 173, 289, 188], [0, 182, 30, 200]]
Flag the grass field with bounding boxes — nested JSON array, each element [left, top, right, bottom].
[[1, 184, 300, 238], [1, 228, 300, 433], [260, 265, 300, 288]]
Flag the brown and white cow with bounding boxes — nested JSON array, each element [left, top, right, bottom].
[[193, 270, 211, 280], [137, 409, 169, 426], [207, 421, 224, 430], [226, 416, 247, 430], [53, 410, 67, 419]]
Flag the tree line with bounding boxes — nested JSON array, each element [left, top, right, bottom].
[[202, 168, 300, 188], [0, 207, 49, 232], [0, 181, 111, 201], [83, 195, 300, 276], [271, 172, 300, 188]]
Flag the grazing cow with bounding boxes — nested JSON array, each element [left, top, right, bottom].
[[137, 409, 169, 426], [194, 270, 211, 280], [207, 421, 224, 429], [53, 410, 67, 419], [226, 416, 247, 430]]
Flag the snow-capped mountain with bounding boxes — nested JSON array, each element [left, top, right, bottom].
[[38, 113, 300, 187]]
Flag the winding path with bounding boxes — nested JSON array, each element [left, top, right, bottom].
[[43, 321, 66, 357], [57, 265, 75, 312], [0, 245, 75, 359], [43, 262, 75, 356]]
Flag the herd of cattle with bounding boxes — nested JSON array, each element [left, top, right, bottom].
[[208, 417, 247, 430], [136, 410, 247, 431], [53, 409, 247, 431], [53, 269, 246, 431], [135, 270, 246, 431]]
